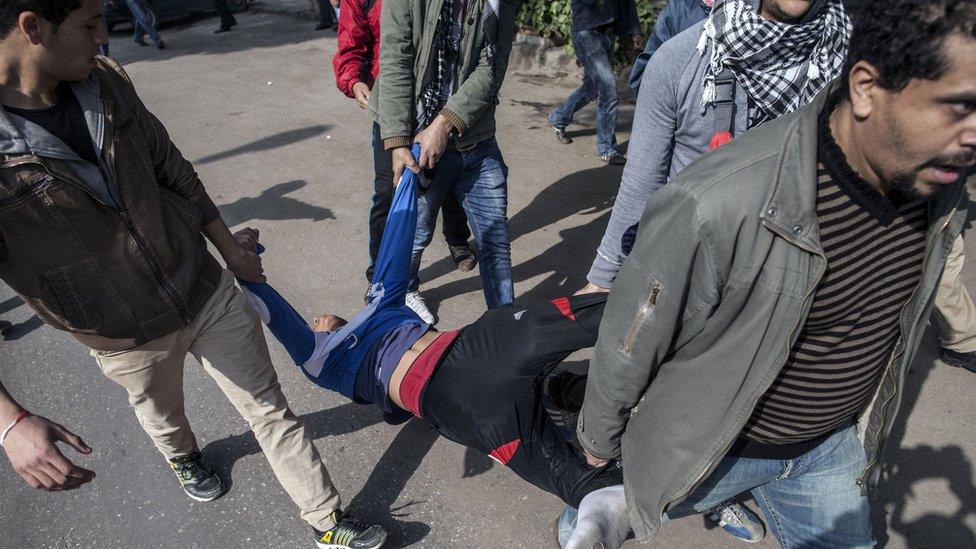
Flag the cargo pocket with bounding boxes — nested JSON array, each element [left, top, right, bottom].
[[624, 282, 662, 354], [42, 267, 92, 330]]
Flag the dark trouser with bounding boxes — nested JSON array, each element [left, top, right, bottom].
[[420, 293, 622, 507], [213, 0, 237, 29], [368, 122, 470, 282], [315, 0, 335, 25]]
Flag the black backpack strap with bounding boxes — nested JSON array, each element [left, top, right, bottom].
[[708, 67, 737, 150]]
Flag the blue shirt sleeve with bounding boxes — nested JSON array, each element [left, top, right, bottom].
[[368, 144, 420, 309], [238, 280, 316, 366]]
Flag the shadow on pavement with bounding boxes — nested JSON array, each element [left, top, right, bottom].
[[869, 324, 976, 547], [348, 419, 439, 548], [195, 125, 331, 165], [419, 160, 624, 311], [202, 405, 438, 547], [218, 179, 334, 227], [0, 295, 43, 341], [201, 401, 382, 494]]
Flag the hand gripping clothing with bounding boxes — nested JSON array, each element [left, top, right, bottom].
[[238, 145, 429, 400]]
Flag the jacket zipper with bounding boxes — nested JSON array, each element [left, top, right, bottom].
[[655, 222, 827, 530], [21, 159, 194, 325], [117, 208, 193, 324], [625, 283, 662, 353], [856, 201, 958, 493], [100, 113, 194, 326]]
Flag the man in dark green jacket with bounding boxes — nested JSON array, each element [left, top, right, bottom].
[[571, 0, 976, 546], [369, 0, 518, 321]]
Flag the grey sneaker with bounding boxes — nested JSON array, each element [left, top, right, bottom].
[[313, 509, 387, 548], [705, 499, 765, 543], [168, 452, 224, 502], [405, 291, 435, 325], [599, 151, 627, 165]]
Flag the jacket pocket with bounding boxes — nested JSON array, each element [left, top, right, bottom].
[[160, 189, 205, 263], [42, 267, 93, 330], [624, 282, 662, 354]]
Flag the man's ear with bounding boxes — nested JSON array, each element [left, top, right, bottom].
[[18, 12, 45, 45], [848, 60, 882, 120]]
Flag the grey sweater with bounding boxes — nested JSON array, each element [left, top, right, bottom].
[[587, 21, 749, 288]]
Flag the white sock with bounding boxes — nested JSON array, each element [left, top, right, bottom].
[[565, 485, 631, 549]]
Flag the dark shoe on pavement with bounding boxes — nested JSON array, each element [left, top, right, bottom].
[[214, 26, 233, 34], [156, 41, 166, 49], [315, 21, 332, 31], [168, 452, 224, 502], [705, 499, 765, 543], [550, 125, 573, 145], [599, 151, 627, 166], [449, 244, 477, 272], [313, 510, 387, 549], [940, 348, 976, 372], [134, 38, 148, 46]]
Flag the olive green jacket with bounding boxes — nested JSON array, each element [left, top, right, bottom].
[[578, 83, 970, 541], [368, 0, 518, 150]]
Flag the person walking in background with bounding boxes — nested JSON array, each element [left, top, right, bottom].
[[126, 0, 164, 48], [333, 0, 477, 293], [315, 0, 338, 31], [628, 0, 710, 98], [212, 0, 237, 33], [547, 0, 642, 165]]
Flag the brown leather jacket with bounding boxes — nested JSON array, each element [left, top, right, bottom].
[[0, 58, 223, 351]]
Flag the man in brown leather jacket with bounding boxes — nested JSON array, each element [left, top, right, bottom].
[[0, 2, 385, 547]]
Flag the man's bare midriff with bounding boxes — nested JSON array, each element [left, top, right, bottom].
[[388, 329, 439, 410]]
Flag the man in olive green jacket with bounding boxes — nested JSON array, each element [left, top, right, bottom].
[[369, 0, 518, 318], [572, 1, 976, 546]]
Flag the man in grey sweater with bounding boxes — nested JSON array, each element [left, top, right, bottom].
[[579, 0, 849, 293]]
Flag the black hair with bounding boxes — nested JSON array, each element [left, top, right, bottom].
[[841, 0, 976, 96], [0, 0, 83, 39]]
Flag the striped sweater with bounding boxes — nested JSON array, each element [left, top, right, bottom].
[[739, 108, 928, 449]]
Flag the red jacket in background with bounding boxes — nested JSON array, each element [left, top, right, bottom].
[[333, 0, 381, 98]]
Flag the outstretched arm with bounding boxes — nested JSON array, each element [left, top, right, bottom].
[[369, 144, 420, 308], [238, 280, 317, 367], [229, 235, 315, 367]]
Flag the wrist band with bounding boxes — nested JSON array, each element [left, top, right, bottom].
[[0, 410, 30, 448]]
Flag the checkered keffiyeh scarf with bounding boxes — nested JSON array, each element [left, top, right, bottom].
[[417, 0, 503, 130], [697, 0, 851, 126]]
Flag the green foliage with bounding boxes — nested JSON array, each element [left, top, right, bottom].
[[516, 0, 665, 44]]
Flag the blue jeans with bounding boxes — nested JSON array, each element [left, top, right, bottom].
[[127, 0, 163, 45], [409, 139, 513, 309], [548, 29, 619, 156], [666, 425, 874, 548]]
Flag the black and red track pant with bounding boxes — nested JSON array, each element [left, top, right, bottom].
[[420, 292, 622, 508]]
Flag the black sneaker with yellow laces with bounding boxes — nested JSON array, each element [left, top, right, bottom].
[[167, 452, 224, 502], [313, 510, 387, 549]]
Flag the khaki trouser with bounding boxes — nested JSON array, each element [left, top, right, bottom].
[[93, 270, 340, 530], [934, 235, 976, 353]]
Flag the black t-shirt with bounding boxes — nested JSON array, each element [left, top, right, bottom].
[[5, 84, 100, 165]]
